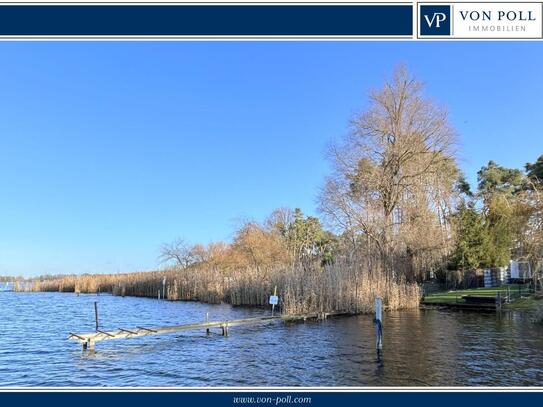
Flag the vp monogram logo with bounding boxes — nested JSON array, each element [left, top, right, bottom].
[[420, 5, 451, 36], [424, 12, 447, 28]]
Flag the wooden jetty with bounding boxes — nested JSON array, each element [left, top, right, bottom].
[[69, 311, 349, 351], [421, 292, 507, 311], [420, 301, 498, 311]]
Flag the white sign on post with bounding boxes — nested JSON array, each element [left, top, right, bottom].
[[270, 286, 279, 316]]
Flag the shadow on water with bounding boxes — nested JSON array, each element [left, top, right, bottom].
[[1, 292, 543, 386]]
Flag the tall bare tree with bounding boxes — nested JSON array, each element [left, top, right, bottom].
[[320, 66, 460, 279], [159, 238, 200, 268]]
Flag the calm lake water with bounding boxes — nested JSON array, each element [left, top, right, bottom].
[[1, 292, 542, 387]]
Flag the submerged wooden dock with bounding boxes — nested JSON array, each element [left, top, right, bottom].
[[69, 311, 349, 351]]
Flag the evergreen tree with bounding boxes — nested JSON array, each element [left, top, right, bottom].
[[476, 161, 523, 267], [285, 208, 337, 267], [450, 202, 490, 270], [526, 154, 543, 186]]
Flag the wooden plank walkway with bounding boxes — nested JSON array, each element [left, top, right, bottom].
[[420, 301, 498, 310], [69, 311, 350, 351]]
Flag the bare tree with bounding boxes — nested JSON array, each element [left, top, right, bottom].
[[320, 66, 460, 279], [266, 207, 295, 237], [159, 238, 199, 268]]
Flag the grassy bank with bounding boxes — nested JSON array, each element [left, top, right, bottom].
[[423, 284, 541, 310]]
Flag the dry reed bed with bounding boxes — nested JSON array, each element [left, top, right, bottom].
[[22, 262, 421, 314]]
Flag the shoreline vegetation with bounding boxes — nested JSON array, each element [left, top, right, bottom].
[[16, 261, 420, 315], [7, 67, 543, 316]]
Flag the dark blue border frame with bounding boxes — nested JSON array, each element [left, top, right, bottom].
[[0, 3, 413, 36], [0, 391, 542, 406]]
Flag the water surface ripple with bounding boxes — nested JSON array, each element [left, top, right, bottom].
[[1, 292, 542, 386]]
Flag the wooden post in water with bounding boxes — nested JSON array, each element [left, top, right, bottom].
[[162, 277, 166, 300], [94, 301, 99, 331], [221, 321, 229, 337], [158, 290, 160, 300], [374, 297, 383, 358]]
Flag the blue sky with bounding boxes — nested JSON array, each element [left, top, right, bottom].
[[0, 41, 542, 276]]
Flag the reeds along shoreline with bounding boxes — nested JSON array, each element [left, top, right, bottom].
[[20, 260, 421, 314]]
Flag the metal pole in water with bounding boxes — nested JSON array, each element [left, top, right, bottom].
[[374, 297, 383, 359], [94, 301, 99, 331]]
